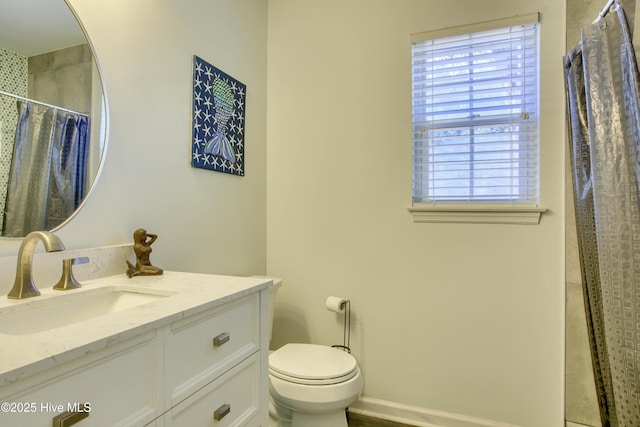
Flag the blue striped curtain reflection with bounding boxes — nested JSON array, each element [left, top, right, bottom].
[[3, 100, 89, 237]]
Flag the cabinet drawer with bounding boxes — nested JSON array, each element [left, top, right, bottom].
[[166, 353, 260, 427], [0, 332, 160, 427], [165, 294, 259, 406]]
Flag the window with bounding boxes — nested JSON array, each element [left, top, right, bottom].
[[410, 15, 544, 223]]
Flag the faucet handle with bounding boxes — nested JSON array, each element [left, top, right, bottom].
[[53, 257, 89, 291]]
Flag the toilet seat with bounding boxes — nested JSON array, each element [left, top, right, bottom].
[[269, 343, 358, 385]]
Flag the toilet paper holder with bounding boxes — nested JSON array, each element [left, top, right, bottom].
[[329, 298, 351, 353]]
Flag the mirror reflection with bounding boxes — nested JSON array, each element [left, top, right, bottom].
[[0, 0, 106, 238]]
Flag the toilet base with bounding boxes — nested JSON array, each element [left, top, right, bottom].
[[292, 409, 349, 427], [269, 399, 291, 426], [269, 397, 349, 427], [269, 409, 348, 427]]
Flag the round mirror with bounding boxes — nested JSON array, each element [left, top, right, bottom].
[[0, 0, 107, 238]]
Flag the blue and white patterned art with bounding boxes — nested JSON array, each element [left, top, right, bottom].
[[192, 55, 246, 175]]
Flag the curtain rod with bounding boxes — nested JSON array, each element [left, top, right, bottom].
[[593, 0, 618, 23], [0, 89, 87, 117]]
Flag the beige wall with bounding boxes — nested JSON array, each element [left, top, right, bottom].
[[0, 0, 269, 293], [267, 1, 566, 426]]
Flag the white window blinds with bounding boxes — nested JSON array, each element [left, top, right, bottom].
[[411, 17, 540, 204]]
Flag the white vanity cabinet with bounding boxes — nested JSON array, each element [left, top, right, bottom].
[[165, 353, 261, 426], [163, 293, 262, 425], [0, 331, 161, 427], [0, 277, 270, 427]]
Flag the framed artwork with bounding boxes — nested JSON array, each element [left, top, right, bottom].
[[191, 55, 246, 176]]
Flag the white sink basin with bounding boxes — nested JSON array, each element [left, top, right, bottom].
[[0, 286, 176, 335]]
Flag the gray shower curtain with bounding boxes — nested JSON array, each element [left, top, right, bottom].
[[565, 5, 640, 427], [3, 101, 89, 237]]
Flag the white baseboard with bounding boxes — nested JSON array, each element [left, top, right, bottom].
[[349, 397, 521, 427]]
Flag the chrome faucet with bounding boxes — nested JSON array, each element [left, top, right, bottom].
[[7, 231, 65, 299]]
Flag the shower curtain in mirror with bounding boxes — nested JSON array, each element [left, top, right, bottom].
[[3, 101, 89, 237], [565, 5, 640, 427]]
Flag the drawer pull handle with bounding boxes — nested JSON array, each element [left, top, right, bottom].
[[52, 410, 89, 427], [213, 332, 230, 347], [214, 403, 231, 421]]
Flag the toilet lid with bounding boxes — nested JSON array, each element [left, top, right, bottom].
[[269, 343, 358, 384]]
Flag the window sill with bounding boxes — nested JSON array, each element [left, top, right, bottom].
[[407, 204, 547, 225]]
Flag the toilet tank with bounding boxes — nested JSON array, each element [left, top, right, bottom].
[[251, 276, 282, 343]]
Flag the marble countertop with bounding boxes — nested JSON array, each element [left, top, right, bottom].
[[0, 271, 272, 385]]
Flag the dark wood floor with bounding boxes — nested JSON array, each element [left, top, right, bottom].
[[347, 412, 415, 427]]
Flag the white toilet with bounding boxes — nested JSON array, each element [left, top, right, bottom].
[[265, 278, 363, 427]]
